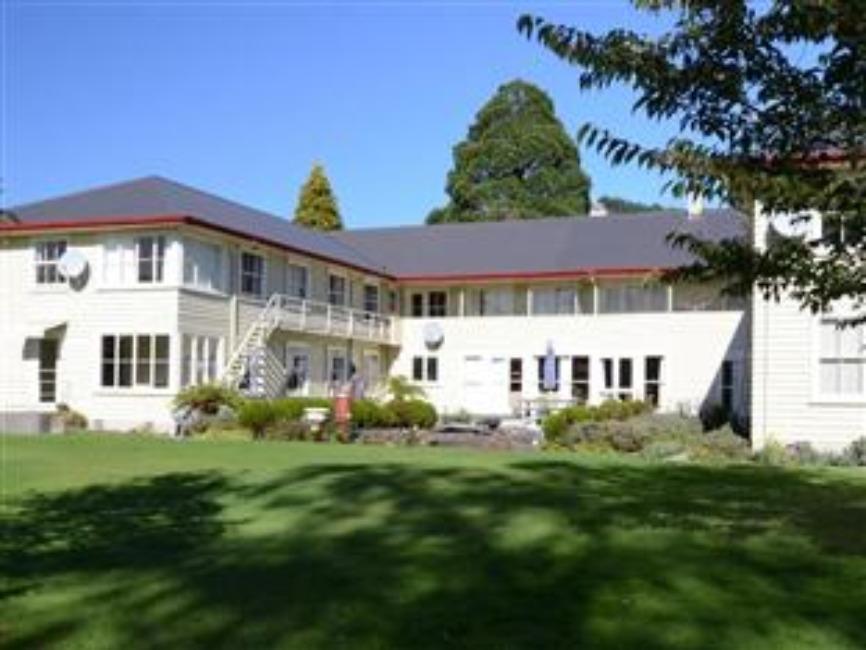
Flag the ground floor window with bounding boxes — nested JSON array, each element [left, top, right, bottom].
[[509, 358, 522, 393], [601, 357, 633, 401], [181, 335, 222, 387], [537, 357, 561, 393], [102, 334, 169, 389], [328, 349, 349, 384], [412, 355, 439, 383], [284, 345, 310, 395], [39, 339, 59, 403], [818, 319, 864, 396], [644, 356, 663, 406], [571, 356, 590, 404]]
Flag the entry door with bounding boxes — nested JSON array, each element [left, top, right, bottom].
[[39, 339, 59, 403], [284, 346, 310, 396], [461, 355, 509, 414], [362, 353, 381, 392]]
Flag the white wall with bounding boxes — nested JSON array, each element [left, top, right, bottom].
[[394, 311, 748, 418]]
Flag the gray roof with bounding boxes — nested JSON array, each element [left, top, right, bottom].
[[334, 211, 747, 278], [6, 176, 747, 279], [7, 176, 389, 275]]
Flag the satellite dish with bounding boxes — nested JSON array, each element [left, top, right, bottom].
[[58, 249, 88, 281], [769, 212, 812, 239], [423, 322, 444, 349]]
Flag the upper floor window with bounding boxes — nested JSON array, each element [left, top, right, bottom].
[[287, 264, 308, 299], [240, 252, 265, 298], [532, 286, 575, 316], [328, 274, 347, 306], [599, 283, 667, 314], [468, 288, 513, 316], [34, 240, 67, 285], [136, 236, 166, 283], [411, 293, 424, 317], [818, 319, 864, 396], [183, 238, 222, 292], [363, 284, 380, 314], [428, 291, 447, 317]]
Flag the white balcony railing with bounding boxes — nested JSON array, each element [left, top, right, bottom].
[[269, 294, 399, 345]]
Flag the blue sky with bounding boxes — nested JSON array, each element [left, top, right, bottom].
[[3, 1, 682, 227]]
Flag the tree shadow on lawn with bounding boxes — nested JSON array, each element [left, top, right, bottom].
[[2, 460, 866, 649]]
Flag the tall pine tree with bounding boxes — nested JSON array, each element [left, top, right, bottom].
[[293, 164, 343, 231], [428, 79, 591, 224]]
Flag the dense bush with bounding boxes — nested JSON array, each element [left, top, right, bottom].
[[237, 400, 279, 439], [351, 399, 392, 429], [174, 384, 242, 415], [840, 436, 866, 467], [264, 419, 313, 442], [384, 399, 438, 429], [271, 397, 332, 423], [542, 400, 652, 443], [692, 426, 751, 461]]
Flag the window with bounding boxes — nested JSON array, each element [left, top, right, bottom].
[[412, 356, 439, 383], [388, 290, 398, 314], [411, 293, 424, 317], [102, 334, 169, 389], [537, 357, 561, 393], [328, 274, 347, 306], [34, 240, 67, 285], [181, 335, 222, 387], [136, 236, 166, 283], [363, 284, 380, 314], [428, 291, 447, 317], [601, 357, 633, 401], [183, 238, 222, 291], [599, 283, 667, 313], [532, 287, 575, 316], [509, 358, 523, 393], [240, 252, 265, 297], [645, 356, 663, 406], [285, 347, 310, 394], [721, 360, 734, 411], [469, 288, 514, 316], [38, 339, 58, 403], [287, 264, 308, 299], [328, 349, 348, 383], [818, 320, 864, 395], [571, 356, 590, 403]]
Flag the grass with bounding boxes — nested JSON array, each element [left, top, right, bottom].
[[2, 435, 866, 650]]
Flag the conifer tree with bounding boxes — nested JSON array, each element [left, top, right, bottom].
[[293, 164, 343, 231]]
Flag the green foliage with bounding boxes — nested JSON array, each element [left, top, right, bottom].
[[427, 79, 591, 224], [542, 400, 651, 443], [237, 401, 279, 440], [350, 399, 392, 429], [271, 397, 332, 423], [293, 163, 343, 231], [598, 196, 668, 214], [840, 437, 866, 467], [384, 399, 438, 429], [692, 427, 751, 462], [264, 420, 313, 442], [753, 439, 791, 467], [387, 375, 425, 402], [519, 3, 866, 318], [173, 384, 242, 415]]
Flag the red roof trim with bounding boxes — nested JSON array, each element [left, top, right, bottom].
[[397, 267, 664, 283], [0, 214, 394, 280]]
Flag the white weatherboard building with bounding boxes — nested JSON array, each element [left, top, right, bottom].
[[0, 176, 757, 439]]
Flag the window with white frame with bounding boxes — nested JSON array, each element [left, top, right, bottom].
[[412, 355, 439, 383], [328, 274, 347, 306], [818, 320, 864, 396], [136, 236, 166, 283], [509, 358, 523, 393], [470, 288, 514, 316], [428, 291, 447, 317], [183, 238, 223, 292], [363, 284, 380, 314], [599, 283, 667, 314], [571, 356, 590, 403], [34, 240, 68, 285], [328, 349, 349, 384], [601, 357, 634, 401], [240, 252, 265, 297], [645, 356, 663, 406], [101, 334, 169, 389], [287, 264, 309, 299], [532, 287, 576, 316], [180, 335, 221, 387]]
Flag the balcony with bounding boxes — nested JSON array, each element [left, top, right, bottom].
[[268, 294, 399, 346]]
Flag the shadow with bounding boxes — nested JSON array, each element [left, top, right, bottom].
[[3, 459, 866, 649]]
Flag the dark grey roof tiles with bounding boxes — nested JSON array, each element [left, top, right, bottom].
[[334, 211, 747, 277], [8, 176, 747, 279], [8, 176, 389, 275]]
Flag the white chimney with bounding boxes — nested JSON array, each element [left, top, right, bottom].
[[687, 194, 704, 219]]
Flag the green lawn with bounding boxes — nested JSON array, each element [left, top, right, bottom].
[[2, 435, 866, 650]]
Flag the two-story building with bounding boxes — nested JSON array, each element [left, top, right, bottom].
[[0, 176, 749, 433]]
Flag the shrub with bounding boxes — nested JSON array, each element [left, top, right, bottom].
[[786, 441, 827, 466], [271, 397, 332, 423], [541, 401, 652, 443], [753, 439, 790, 466], [839, 436, 866, 467], [237, 400, 279, 439], [174, 384, 242, 415], [641, 439, 688, 461], [56, 403, 88, 430], [384, 399, 438, 429], [693, 426, 751, 461], [387, 376, 426, 402], [699, 402, 730, 432], [351, 399, 392, 429], [264, 419, 312, 442]]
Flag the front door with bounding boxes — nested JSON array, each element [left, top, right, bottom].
[[39, 339, 58, 404], [284, 346, 310, 396]]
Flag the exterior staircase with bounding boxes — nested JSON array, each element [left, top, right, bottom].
[[222, 295, 287, 397]]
